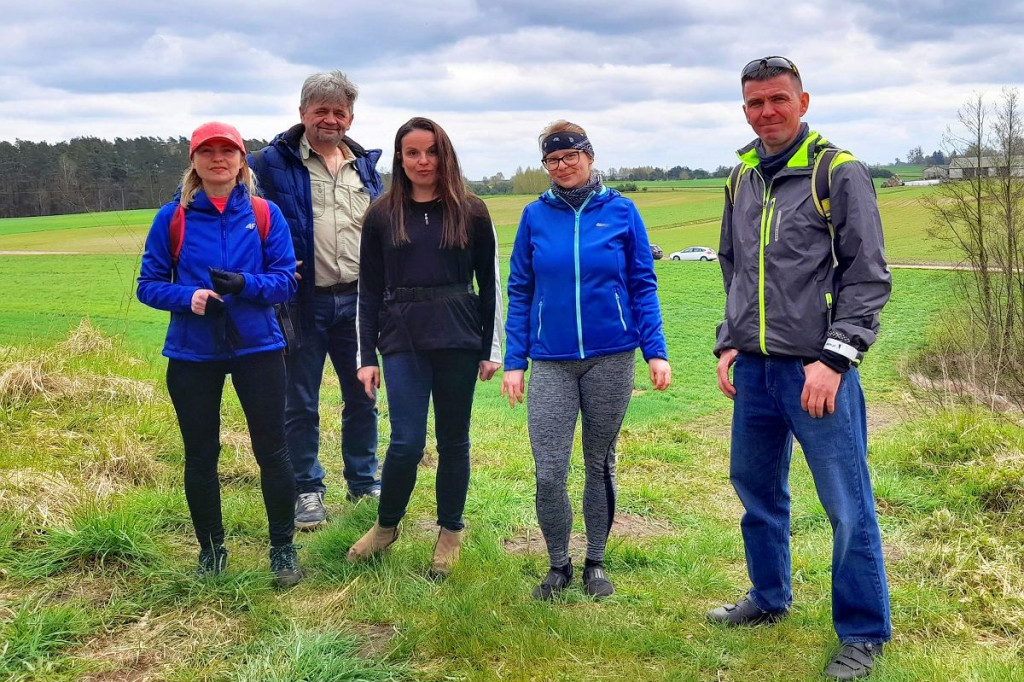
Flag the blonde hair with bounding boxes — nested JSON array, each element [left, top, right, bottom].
[[538, 119, 588, 150], [178, 161, 257, 208]]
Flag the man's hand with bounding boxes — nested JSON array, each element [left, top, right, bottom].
[[209, 267, 245, 295], [649, 358, 671, 390], [801, 361, 841, 418], [478, 361, 500, 381], [717, 348, 739, 399], [356, 366, 379, 400], [294, 259, 303, 281], [500, 369, 525, 408], [191, 289, 223, 315]]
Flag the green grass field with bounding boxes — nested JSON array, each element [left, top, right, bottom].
[[1, 202, 1020, 680], [0, 182, 945, 265]]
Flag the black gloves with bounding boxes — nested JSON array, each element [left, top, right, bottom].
[[204, 295, 225, 317], [209, 267, 245, 295]]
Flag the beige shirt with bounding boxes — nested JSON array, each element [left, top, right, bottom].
[[300, 135, 371, 286]]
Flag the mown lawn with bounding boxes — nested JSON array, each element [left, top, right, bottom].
[[2, 245, 1021, 680]]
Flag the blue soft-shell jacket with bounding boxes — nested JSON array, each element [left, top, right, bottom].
[[504, 186, 667, 370], [137, 185, 297, 361]]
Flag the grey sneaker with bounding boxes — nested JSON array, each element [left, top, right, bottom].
[[269, 544, 304, 587], [824, 642, 883, 680], [294, 492, 327, 530], [346, 487, 381, 503], [707, 593, 787, 626], [197, 544, 227, 577]]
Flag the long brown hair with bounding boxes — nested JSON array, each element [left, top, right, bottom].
[[381, 117, 472, 248]]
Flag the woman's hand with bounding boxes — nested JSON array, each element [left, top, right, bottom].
[[478, 361, 500, 381], [500, 369, 525, 408], [191, 289, 223, 315], [356, 366, 380, 400], [649, 358, 671, 391]]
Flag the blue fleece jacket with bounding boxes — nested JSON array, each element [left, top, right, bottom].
[[504, 186, 667, 370], [137, 185, 297, 361]]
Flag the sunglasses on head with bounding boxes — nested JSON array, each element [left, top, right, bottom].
[[741, 56, 800, 82]]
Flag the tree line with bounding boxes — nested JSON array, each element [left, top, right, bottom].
[[0, 136, 268, 219]]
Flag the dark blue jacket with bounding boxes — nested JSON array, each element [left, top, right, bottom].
[[247, 124, 383, 327], [137, 185, 297, 361], [504, 186, 667, 370]]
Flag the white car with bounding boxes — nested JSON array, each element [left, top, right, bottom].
[[669, 246, 718, 261]]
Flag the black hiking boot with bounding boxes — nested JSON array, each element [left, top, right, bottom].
[[197, 544, 227, 578], [269, 544, 304, 587]]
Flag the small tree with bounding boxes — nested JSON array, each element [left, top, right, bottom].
[[926, 88, 1024, 407]]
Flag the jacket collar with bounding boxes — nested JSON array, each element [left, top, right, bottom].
[[273, 123, 378, 163], [736, 123, 823, 172], [539, 184, 616, 210]]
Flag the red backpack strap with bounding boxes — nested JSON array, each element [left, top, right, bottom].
[[251, 196, 271, 242], [169, 204, 186, 266]]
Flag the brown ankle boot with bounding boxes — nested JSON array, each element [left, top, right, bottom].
[[429, 527, 462, 578], [346, 522, 399, 562]]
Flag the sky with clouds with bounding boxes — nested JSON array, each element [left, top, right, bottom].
[[2, 0, 1022, 178]]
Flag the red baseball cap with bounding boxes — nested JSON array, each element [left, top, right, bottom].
[[189, 121, 246, 158]]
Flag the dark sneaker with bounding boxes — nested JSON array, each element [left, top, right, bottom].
[[824, 642, 883, 680], [582, 563, 615, 598], [197, 544, 227, 577], [532, 562, 573, 601], [707, 593, 787, 626], [269, 544, 304, 587], [294, 492, 327, 530], [346, 487, 381, 503]]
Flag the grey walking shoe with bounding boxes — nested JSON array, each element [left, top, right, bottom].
[[346, 486, 381, 503], [707, 593, 787, 626], [294, 491, 327, 530], [824, 642, 883, 679], [269, 544, 304, 587], [532, 561, 573, 601], [196, 544, 227, 577]]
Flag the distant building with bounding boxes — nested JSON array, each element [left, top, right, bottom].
[[948, 156, 1024, 179], [922, 166, 948, 180]]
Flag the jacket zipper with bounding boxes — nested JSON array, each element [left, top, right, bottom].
[[537, 299, 544, 340], [614, 290, 627, 331], [825, 291, 834, 326], [556, 191, 596, 359], [755, 169, 772, 355]]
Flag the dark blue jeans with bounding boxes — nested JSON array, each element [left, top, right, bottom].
[[377, 349, 479, 531], [166, 351, 296, 548], [285, 291, 379, 495], [730, 353, 891, 644]]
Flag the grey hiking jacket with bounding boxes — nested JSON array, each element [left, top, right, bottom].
[[714, 129, 891, 363]]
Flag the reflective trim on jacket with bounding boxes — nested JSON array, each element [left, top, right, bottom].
[[504, 186, 668, 370], [715, 130, 891, 360]]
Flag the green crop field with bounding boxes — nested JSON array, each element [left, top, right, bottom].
[[0, 181, 946, 264], [0, 197, 1021, 680]]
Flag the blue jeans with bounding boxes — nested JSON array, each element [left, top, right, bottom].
[[377, 349, 479, 531], [730, 353, 891, 643], [285, 291, 379, 495]]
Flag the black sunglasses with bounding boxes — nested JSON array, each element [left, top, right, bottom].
[[741, 56, 800, 82]]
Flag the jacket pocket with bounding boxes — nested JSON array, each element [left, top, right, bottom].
[[614, 288, 627, 332], [536, 298, 544, 340]]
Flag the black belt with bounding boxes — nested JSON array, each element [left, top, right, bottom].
[[385, 282, 474, 303], [314, 280, 358, 296]]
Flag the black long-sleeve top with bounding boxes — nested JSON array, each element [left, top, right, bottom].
[[357, 196, 502, 367]]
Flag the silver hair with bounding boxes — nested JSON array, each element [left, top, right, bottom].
[[299, 70, 359, 112]]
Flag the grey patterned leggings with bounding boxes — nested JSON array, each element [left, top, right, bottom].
[[527, 351, 635, 567]]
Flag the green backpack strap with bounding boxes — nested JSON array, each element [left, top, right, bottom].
[[725, 162, 746, 208], [811, 144, 856, 268]]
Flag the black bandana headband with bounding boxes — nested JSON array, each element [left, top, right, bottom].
[[541, 132, 595, 158]]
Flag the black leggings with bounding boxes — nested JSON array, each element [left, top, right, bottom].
[[167, 351, 295, 548]]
